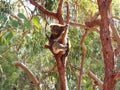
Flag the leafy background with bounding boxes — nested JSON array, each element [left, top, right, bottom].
[[0, 0, 120, 90]]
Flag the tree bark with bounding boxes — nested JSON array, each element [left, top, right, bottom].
[[15, 62, 40, 90], [55, 55, 68, 90], [30, 0, 69, 90], [97, 0, 116, 90]]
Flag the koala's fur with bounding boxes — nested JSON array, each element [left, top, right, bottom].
[[49, 24, 70, 54]]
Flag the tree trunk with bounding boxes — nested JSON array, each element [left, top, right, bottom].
[[55, 55, 68, 90], [97, 0, 116, 90]]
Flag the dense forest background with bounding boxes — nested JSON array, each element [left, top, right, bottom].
[[1, 0, 120, 90]]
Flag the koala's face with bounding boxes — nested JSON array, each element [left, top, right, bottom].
[[50, 24, 67, 35]]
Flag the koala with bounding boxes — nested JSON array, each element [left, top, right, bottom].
[[48, 24, 70, 54]]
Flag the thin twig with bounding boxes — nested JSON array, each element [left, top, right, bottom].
[[78, 29, 90, 90]]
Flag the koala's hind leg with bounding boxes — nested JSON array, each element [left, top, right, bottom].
[[52, 42, 67, 54]]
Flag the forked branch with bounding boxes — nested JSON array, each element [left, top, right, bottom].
[[85, 12, 100, 28], [29, 0, 57, 19]]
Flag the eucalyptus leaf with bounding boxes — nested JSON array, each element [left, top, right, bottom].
[[5, 32, 13, 44], [32, 16, 40, 29], [18, 13, 27, 20]]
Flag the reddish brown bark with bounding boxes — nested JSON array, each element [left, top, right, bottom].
[[45, 44, 68, 90], [115, 45, 120, 56], [29, 1, 70, 90], [114, 71, 120, 81], [57, 0, 64, 24], [85, 19, 100, 28], [97, 0, 116, 90], [29, 0, 120, 90], [55, 55, 68, 90]]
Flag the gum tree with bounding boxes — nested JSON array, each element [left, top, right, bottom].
[[1, 0, 120, 90]]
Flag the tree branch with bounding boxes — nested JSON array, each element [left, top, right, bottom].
[[110, 19, 120, 45], [115, 45, 120, 57], [57, 0, 63, 14], [66, 1, 70, 24], [10, 13, 21, 21], [29, 0, 57, 19], [66, 21, 100, 33], [112, 16, 120, 21], [114, 71, 120, 81], [29, 0, 99, 33], [78, 29, 90, 90], [88, 70, 103, 88], [57, 0, 64, 24], [110, 19, 120, 56], [85, 19, 101, 28], [85, 12, 100, 28], [15, 62, 39, 87]]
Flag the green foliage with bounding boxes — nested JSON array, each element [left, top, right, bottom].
[[32, 16, 41, 29], [0, 0, 13, 14], [45, 0, 59, 11], [0, 0, 120, 90], [17, 13, 32, 29]]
